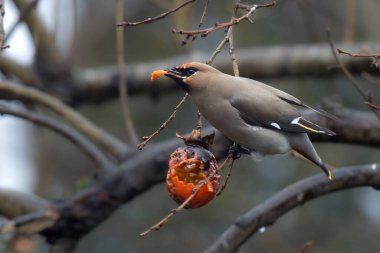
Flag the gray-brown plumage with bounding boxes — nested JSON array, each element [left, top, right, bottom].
[[151, 62, 336, 179]]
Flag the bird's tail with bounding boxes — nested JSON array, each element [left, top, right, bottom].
[[290, 134, 332, 180]]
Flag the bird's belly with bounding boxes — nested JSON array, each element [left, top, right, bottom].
[[197, 99, 290, 154]]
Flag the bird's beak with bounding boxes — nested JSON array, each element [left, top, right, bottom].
[[151, 68, 185, 81]]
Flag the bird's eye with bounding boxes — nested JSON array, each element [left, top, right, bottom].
[[186, 68, 198, 76]]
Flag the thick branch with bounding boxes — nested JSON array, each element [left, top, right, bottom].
[[303, 107, 380, 147], [0, 104, 116, 171], [205, 164, 380, 253], [74, 42, 380, 105], [0, 81, 130, 160], [0, 56, 38, 84], [2, 106, 378, 250], [0, 188, 49, 219]]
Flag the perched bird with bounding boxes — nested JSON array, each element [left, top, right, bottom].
[[151, 62, 336, 179]]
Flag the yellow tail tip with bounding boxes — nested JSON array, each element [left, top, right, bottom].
[[327, 171, 333, 181]]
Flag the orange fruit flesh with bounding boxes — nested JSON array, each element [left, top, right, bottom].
[[150, 70, 167, 80], [167, 158, 218, 208]]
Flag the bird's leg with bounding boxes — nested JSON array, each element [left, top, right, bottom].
[[228, 143, 251, 160]]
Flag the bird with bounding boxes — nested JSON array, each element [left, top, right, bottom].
[[151, 62, 336, 179]]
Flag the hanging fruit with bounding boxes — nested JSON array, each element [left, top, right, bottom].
[[166, 131, 220, 208]]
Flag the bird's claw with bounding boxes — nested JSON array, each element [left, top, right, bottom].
[[228, 143, 251, 160]]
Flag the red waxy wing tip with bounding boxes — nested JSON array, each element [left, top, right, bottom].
[[150, 70, 167, 81]]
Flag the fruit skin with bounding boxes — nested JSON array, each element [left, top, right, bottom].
[[166, 145, 220, 208]]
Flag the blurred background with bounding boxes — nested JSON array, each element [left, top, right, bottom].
[[0, 0, 380, 252]]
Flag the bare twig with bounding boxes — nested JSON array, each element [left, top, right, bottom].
[[198, 0, 210, 29], [364, 101, 380, 111], [296, 241, 313, 253], [4, 0, 39, 42], [343, 0, 356, 42], [362, 72, 380, 88], [205, 164, 380, 253], [0, 81, 130, 160], [172, 2, 275, 40], [140, 154, 234, 236], [116, 0, 195, 27], [139, 178, 207, 236], [12, 0, 63, 69], [337, 48, 380, 68], [337, 48, 380, 59], [116, 0, 139, 146], [216, 158, 235, 196], [229, 32, 239, 76], [327, 30, 380, 121], [206, 36, 230, 64], [0, 104, 116, 171], [138, 93, 189, 150], [0, 0, 7, 50]]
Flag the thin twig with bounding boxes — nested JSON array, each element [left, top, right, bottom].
[[0, 104, 116, 172], [337, 48, 380, 59], [116, 0, 139, 146], [216, 158, 235, 196], [364, 101, 380, 111], [172, 2, 275, 40], [327, 29, 380, 121], [337, 48, 380, 68], [227, 26, 239, 76], [140, 176, 209, 236], [0, 0, 7, 50], [196, 110, 202, 130], [362, 72, 380, 88], [140, 154, 234, 236], [68, 0, 77, 59], [198, 0, 210, 28], [116, 0, 195, 27], [138, 93, 189, 150], [206, 36, 230, 64], [4, 0, 39, 42], [296, 241, 313, 253], [343, 0, 355, 42]]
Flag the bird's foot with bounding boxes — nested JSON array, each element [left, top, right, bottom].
[[228, 143, 251, 160]]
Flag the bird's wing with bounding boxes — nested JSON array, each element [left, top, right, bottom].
[[229, 88, 336, 136], [240, 78, 339, 121]]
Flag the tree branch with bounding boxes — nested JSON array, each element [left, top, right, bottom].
[[0, 81, 130, 161], [1, 105, 378, 251], [74, 42, 380, 105], [0, 0, 7, 50], [205, 164, 380, 253], [116, 0, 139, 146], [0, 56, 38, 85], [0, 188, 49, 219], [12, 0, 62, 69], [4, 0, 39, 43], [116, 0, 195, 27], [172, 2, 276, 40], [302, 107, 380, 147], [0, 103, 116, 172]]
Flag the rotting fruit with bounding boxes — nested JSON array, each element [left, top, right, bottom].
[[166, 145, 220, 208]]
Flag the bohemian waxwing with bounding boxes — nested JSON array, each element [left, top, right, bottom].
[[151, 62, 336, 179]]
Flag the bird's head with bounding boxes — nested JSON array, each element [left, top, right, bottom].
[[151, 62, 221, 92]]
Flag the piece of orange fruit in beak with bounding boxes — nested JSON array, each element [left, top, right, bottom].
[[151, 70, 168, 81]]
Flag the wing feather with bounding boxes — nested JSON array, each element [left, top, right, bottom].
[[230, 82, 335, 136]]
